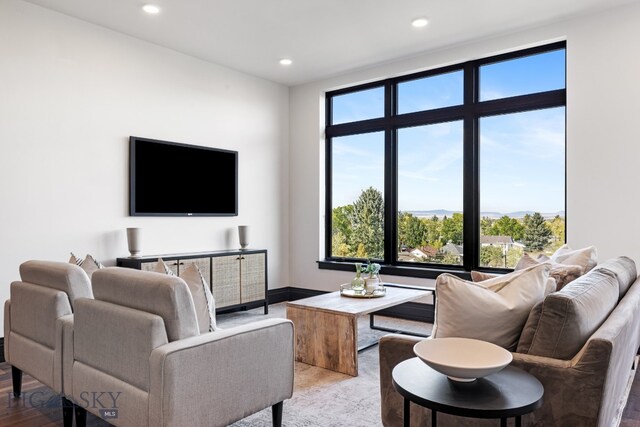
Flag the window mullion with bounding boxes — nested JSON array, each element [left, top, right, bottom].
[[463, 62, 478, 271], [384, 81, 396, 266]]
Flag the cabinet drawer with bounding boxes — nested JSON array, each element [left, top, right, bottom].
[[211, 255, 241, 308]]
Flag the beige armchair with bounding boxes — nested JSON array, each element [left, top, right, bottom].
[[66, 267, 294, 427], [4, 260, 93, 427]]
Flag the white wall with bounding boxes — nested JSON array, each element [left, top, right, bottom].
[[0, 0, 290, 331], [289, 2, 640, 292]]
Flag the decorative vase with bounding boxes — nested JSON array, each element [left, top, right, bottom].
[[238, 225, 249, 250], [126, 227, 141, 258], [365, 275, 380, 293], [351, 262, 365, 291]]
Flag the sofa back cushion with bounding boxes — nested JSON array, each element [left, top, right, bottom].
[[592, 256, 637, 300], [92, 267, 199, 341], [517, 268, 618, 359], [19, 260, 93, 310]]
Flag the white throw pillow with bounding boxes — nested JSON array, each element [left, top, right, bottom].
[[432, 263, 551, 351], [154, 258, 176, 275], [470, 269, 557, 295], [69, 252, 104, 278], [179, 264, 217, 333], [153, 259, 217, 333], [550, 244, 598, 272]]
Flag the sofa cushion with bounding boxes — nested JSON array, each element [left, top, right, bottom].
[[515, 253, 583, 291], [19, 260, 93, 310], [550, 244, 598, 273], [432, 263, 550, 351], [592, 256, 637, 300], [69, 253, 104, 278], [92, 267, 200, 341], [516, 268, 618, 359]]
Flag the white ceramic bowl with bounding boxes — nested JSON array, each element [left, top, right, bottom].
[[413, 337, 513, 382]]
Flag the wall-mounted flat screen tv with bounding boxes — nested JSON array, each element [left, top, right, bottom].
[[130, 136, 238, 216]]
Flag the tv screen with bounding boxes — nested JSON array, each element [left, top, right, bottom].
[[130, 137, 238, 216]]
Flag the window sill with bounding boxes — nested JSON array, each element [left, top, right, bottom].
[[317, 260, 473, 280]]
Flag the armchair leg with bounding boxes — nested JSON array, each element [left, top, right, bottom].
[[272, 401, 283, 427], [74, 404, 87, 427], [61, 397, 73, 427], [11, 366, 22, 398]]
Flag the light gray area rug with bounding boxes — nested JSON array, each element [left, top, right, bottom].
[[222, 303, 431, 427]]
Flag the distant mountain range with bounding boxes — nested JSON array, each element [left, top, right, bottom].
[[409, 210, 565, 219]]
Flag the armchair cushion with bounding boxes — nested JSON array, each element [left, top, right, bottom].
[[92, 267, 199, 342]]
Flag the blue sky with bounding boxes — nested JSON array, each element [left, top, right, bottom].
[[331, 49, 565, 214]]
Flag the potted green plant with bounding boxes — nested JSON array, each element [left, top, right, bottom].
[[362, 260, 381, 292]]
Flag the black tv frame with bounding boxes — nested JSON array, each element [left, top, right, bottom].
[[129, 136, 238, 217]]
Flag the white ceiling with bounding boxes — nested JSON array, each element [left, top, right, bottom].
[[23, 0, 639, 86]]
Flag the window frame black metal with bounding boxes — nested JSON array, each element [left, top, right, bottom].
[[321, 41, 567, 279]]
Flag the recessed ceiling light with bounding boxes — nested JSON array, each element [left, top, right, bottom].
[[411, 17, 429, 28], [279, 58, 293, 66], [143, 4, 161, 14]]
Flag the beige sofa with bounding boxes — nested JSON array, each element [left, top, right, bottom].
[[379, 257, 640, 427], [64, 266, 295, 427]]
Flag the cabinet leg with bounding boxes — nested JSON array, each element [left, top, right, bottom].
[[11, 366, 22, 398], [272, 401, 283, 427], [264, 301, 269, 315]]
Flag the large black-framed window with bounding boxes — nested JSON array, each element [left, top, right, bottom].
[[322, 42, 566, 279]]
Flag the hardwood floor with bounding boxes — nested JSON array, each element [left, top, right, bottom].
[[0, 364, 107, 426], [0, 358, 639, 426]]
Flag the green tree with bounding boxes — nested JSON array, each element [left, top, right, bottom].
[[331, 231, 351, 257], [398, 211, 428, 249], [548, 215, 565, 243], [480, 217, 494, 236], [348, 187, 384, 259], [424, 215, 443, 247], [506, 246, 524, 268], [522, 212, 552, 251], [441, 213, 463, 244], [331, 205, 355, 257], [480, 245, 505, 267], [490, 215, 524, 241]]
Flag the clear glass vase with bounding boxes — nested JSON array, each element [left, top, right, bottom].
[[351, 263, 365, 290]]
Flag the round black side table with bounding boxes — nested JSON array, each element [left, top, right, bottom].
[[392, 358, 544, 427]]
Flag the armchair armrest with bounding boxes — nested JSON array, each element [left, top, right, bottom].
[[4, 300, 10, 364], [149, 318, 294, 427]]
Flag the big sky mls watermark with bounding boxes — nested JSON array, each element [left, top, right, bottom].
[[8, 390, 122, 420]]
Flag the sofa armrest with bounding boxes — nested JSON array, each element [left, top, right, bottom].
[[4, 300, 10, 364], [149, 318, 294, 427]]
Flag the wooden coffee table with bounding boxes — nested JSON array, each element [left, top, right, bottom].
[[286, 285, 432, 376]]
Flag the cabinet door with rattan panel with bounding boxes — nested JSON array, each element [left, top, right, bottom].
[[177, 257, 211, 283], [141, 260, 178, 275], [211, 255, 241, 308], [240, 253, 265, 303]]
